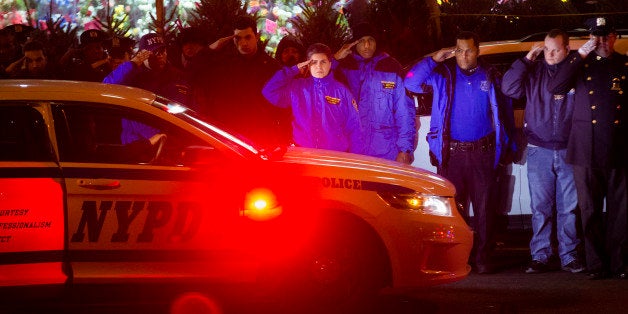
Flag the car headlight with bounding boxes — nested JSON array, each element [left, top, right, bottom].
[[377, 192, 453, 217]]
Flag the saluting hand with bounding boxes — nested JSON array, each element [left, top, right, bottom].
[[432, 47, 456, 63], [578, 37, 598, 58], [526, 43, 544, 62], [334, 40, 359, 60], [131, 50, 152, 66], [209, 35, 235, 51], [297, 59, 312, 75]]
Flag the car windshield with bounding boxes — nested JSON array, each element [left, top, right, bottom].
[[150, 96, 271, 158]]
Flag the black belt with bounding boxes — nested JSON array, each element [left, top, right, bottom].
[[449, 133, 495, 152]]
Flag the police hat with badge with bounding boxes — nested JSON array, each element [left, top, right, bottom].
[[1, 24, 34, 45], [80, 29, 108, 48], [104, 36, 135, 59], [585, 17, 616, 36]]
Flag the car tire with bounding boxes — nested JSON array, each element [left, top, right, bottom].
[[272, 212, 390, 313]]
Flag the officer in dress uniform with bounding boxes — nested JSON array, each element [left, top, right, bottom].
[[548, 17, 628, 280]]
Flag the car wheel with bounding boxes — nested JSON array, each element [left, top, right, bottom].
[[275, 214, 390, 313]]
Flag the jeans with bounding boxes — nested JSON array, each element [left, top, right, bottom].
[[527, 145, 579, 265]]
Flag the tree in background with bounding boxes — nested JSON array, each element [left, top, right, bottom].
[[290, 0, 350, 52], [349, 0, 431, 66], [187, 0, 249, 43]]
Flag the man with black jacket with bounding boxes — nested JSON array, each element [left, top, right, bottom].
[[548, 17, 628, 280], [201, 16, 290, 148], [502, 29, 584, 274]]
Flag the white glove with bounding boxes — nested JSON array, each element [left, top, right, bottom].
[[578, 38, 597, 58]]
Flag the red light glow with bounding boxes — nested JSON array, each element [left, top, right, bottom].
[[241, 188, 282, 221]]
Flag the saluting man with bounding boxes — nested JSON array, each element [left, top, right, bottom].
[[333, 22, 416, 163], [548, 17, 628, 280]]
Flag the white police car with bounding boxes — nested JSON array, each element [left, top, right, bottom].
[[0, 80, 472, 312]]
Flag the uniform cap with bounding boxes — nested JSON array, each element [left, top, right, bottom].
[[585, 17, 616, 36], [139, 33, 166, 52], [80, 29, 107, 47], [1, 24, 34, 44], [105, 36, 135, 58], [351, 22, 377, 42]]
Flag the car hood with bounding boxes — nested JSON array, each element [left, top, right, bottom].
[[279, 146, 454, 196]]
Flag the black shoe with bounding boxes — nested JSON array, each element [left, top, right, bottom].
[[616, 272, 627, 279], [562, 260, 586, 273], [476, 264, 495, 274], [588, 270, 610, 280], [525, 260, 548, 274]]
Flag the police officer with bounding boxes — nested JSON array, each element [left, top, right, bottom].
[[0, 24, 34, 76], [548, 17, 628, 280], [405, 31, 516, 274], [61, 29, 112, 82], [334, 22, 416, 163], [262, 43, 363, 154]]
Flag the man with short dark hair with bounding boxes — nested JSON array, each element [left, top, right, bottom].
[[5, 40, 54, 79], [502, 29, 584, 274], [201, 15, 289, 147], [549, 17, 628, 280], [405, 31, 516, 274], [334, 22, 415, 163]]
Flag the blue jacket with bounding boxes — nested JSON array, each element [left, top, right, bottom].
[[262, 66, 363, 154], [502, 57, 575, 150], [334, 53, 415, 160], [404, 57, 516, 168], [103, 61, 191, 106]]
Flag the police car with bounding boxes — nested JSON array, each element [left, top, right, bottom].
[[0, 80, 472, 312]]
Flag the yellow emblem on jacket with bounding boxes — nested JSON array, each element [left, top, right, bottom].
[[325, 95, 341, 105], [381, 81, 396, 89]]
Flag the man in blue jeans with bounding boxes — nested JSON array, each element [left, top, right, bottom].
[[502, 29, 584, 274]]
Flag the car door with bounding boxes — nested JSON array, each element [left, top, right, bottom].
[[51, 101, 254, 290], [0, 102, 67, 289]]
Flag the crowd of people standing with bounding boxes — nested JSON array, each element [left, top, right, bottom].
[[0, 15, 626, 279]]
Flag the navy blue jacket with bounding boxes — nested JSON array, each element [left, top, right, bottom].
[[502, 57, 575, 150]]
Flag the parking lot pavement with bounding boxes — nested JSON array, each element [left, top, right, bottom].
[[374, 227, 628, 314]]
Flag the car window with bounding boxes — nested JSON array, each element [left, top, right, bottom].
[[52, 103, 212, 166], [0, 103, 54, 161]]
